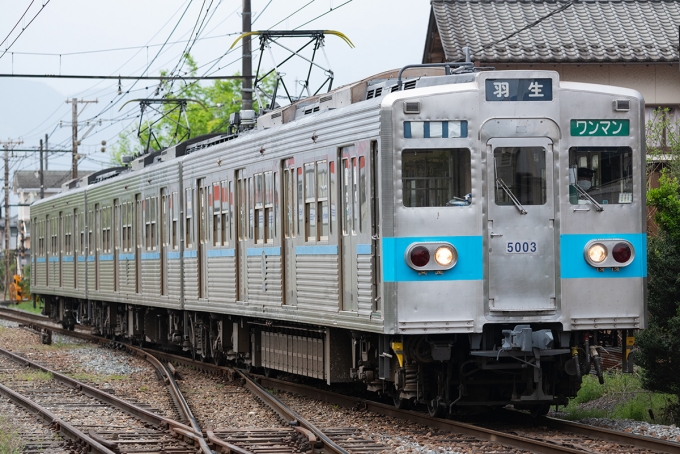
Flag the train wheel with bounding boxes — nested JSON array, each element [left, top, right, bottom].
[[530, 404, 550, 417], [263, 367, 277, 378], [427, 399, 445, 418], [392, 395, 411, 410]]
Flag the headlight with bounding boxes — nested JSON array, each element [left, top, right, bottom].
[[587, 243, 607, 263], [434, 246, 454, 266]]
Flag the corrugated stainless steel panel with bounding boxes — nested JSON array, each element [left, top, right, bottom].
[[261, 331, 324, 380], [99, 262, 114, 293], [183, 257, 198, 304], [118, 258, 136, 294], [295, 255, 339, 311], [168, 260, 182, 300], [141, 260, 160, 295], [246, 255, 282, 305], [207, 256, 237, 303], [356, 254, 374, 316]]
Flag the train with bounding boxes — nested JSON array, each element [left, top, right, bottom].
[[31, 61, 646, 417]]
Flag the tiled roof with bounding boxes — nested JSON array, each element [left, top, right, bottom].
[[13, 170, 90, 191], [431, 0, 680, 63]]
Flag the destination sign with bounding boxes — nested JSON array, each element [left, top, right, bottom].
[[570, 119, 629, 137], [485, 78, 553, 102]]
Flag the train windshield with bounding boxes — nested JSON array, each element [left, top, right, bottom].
[[494, 147, 547, 206], [569, 147, 633, 205], [402, 148, 471, 207]]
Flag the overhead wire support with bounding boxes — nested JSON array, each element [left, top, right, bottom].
[[230, 30, 354, 110], [0, 139, 22, 302]]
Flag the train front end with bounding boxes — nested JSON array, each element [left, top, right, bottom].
[[379, 69, 646, 415]]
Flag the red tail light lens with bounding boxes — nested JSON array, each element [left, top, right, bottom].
[[612, 243, 632, 263], [410, 246, 430, 267]]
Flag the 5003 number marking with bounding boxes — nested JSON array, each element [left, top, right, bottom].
[[506, 241, 537, 254]]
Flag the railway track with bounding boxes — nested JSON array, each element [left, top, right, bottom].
[[1, 307, 678, 453]]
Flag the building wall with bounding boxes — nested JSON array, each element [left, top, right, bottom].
[[484, 62, 680, 105]]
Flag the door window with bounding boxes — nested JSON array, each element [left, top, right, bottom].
[[494, 147, 546, 206]]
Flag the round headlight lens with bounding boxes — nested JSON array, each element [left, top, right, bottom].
[[587, 244, 607, 263], [410, 246, 430, 267], [612, 242, 632, 263], [434, 246, 454, 266]]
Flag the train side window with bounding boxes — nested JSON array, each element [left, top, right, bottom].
[[248, 177, 254, 240], [273, 172, 278, 239], [352, 158, 359, 234], [185, 188, 193, 248], [255, 173, 264, 244], [297, 168, 303, 237], [212, 183, 220, 246], [342, 158, 352, 235], [359, 157, 367, 233], [304, 163, 316, 242], [402, 148, 472, 207], [568, 146, 633, 205], [79, 211, 84, 255], [265, 171, 274, 244], [223, 181, 231, 245], [88, 210, 93, 255], [317, 161, 329, 240]]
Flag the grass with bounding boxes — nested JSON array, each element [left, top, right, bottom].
[[15, 370, 53, 381], [0, 416, 22, 454], [562, 370, 677, 424], [67, 372, 126, 383], [11, 300, 42, 315]]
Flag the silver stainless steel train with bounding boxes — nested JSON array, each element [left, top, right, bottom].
[[31, 63, 646, 416]]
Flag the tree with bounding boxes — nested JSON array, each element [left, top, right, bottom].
[[110, 55, 274, 164], [636, 108, 680, 421]]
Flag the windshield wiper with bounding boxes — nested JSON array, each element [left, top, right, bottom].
[[496, 178, 527, 214], [570, 183, 604, 212]]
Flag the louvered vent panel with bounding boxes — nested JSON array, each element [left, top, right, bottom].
[[319, 95, 333, 103], [271, 112, 282, 119], [391, 85, 399, 92], [313, 106, 320, 112], [366, 90, 374, 100], [375, 87, 382, 97], [403, 101, 420, 114], [404, 80, 417, 90]]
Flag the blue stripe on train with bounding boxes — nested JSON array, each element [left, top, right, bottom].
[[381, 236, 483, 282], [560, 233, 647, 279]]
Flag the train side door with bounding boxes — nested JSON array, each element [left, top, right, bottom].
[[135, 194, 142, 294], [94, 205, 99, 291], [486, 138, 556, 312], [113, 200, 119, 292], [282, 160, 297, 306], [236, 170, 248, 301], [160, 188, 168, 296], [197, 179, 208, 299], [339, 143, 372, 312]]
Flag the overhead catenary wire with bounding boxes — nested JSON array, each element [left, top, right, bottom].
[[0, 1, 35, 49], [0, 1, 52, 62]]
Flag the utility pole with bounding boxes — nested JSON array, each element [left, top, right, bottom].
[[39, 139, 44, 199], [242, 0, 252, 110], [0, 139, 22, 301], [44, 133, 48, 171], [65, 98, 98, 180]]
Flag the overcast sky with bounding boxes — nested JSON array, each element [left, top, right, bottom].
[[0, 0, 431, 182]]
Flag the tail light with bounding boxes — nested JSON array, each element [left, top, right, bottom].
[[583, 239, 635, 268], [405, 243, 457, 271], [612, 242, 632, 263]]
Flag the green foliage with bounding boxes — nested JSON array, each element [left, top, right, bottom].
[[0, 416, 22, 454], [563, 372, 677, 424], [14, 300, 41, 315], [110, 54, 277, 165]]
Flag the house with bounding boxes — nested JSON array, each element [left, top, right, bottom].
[[423, 0, 680, 116]]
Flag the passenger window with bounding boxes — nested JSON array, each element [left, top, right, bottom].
[[171, 194, 178, 249], [317, 161, 329, 240], [569, 147, 633, 205], [213, 184, 221, 246], [494, 147, 546, 206], [304, 163, 316, 242], [185, 188, 193, 248], [402, 148, 472, 207]]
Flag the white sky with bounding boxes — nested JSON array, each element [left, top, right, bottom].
[[0, 0, 431, 180]]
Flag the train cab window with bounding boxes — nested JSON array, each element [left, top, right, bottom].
[[569, 147, 633, 205], [494, 147, 546, 206], [402, 148, 471, 207]]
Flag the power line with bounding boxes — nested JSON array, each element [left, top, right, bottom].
[[0, 1, 35, 49], [0, 73, 252, 80], [0, 1, 52, 62]]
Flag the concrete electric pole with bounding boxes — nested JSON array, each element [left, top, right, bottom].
[[65, 98, 98, 180], [0, 139, 23, 301], [242, 0, 252, 111]]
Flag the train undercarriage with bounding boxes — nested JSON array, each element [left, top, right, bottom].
[[44, 295, 609, 417]]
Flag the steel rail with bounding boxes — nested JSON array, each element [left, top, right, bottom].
[[236, 369, 349, 454], [2, 309, 678, 453], [0, 381, 117, 454]]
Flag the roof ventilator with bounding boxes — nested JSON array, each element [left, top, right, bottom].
[[395, 46, 477, 91]]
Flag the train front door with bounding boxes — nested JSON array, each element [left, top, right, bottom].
[[486, 138, 556, 312]]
